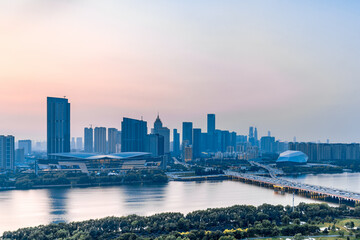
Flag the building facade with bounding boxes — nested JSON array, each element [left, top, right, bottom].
[[84, 127, 94, 153], [94, 127, 106, 153], [151, 115, 170, 154], [121, 117, 147, 152], [0, 135, 15, 170], [18, 140, 32, 155], [47, 97, 70, 157]]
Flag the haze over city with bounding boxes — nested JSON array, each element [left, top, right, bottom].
[[1, 1, 360, 142]]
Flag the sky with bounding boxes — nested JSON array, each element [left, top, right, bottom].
[[1, 0, 360, 143]]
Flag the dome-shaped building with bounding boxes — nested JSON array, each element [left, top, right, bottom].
[[276, 150, 308, 165]]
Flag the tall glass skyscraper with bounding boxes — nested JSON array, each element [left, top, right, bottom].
[[207, 114, 215, 134], [47, 97, 70, 157], [121, 117, 147, 152], [182, 122, 193, 146]]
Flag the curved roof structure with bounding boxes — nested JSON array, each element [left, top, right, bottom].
[[276, 150, 308, 164], [50, 152, 151, 160]]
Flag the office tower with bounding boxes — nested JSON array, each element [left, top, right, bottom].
[[260, 136, 275, 153], [145, 134, 164, 157], [151, 114, 170, 154], [121, 117, 147, 152], [254, 127, 258, 141], [192, 128, 202, 159], [207, 114, 216, 152], [0, 135, 15, 170], [76, 137, 83, 151], [172, 129, 180, 157], [71, 137, 76, 150], [268, 131, 271, 137], [84, 127, 93, 153], [108, 128, 118, 153], [249, 127, 254, 138], [94, 127, 106, 153], [182, 122, 193, 145], [47, 97, 70, 157], [207, 114, 215, 133], [15, 148, 25, 163], [18, 140, 32, 155]]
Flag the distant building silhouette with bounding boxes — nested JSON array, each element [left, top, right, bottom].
[[121, 117, 147, 152], [94, 127, 106, 153], [145, 134, 164, 157], [182, 122, 193, 145], [18, 140, 32, 155], [193, 128, 202, 159], [151, 114, 170, 154], [207, 114, 216, 152], [47, 97, 70, 157], [0, 135, 15, 170], [108, 128, 118, 154], [76, 137, 83, 151], [84, 127, 93, 153], [172, 129, 180, 157]]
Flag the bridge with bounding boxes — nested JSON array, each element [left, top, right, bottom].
[[225, 170, 360, 205]]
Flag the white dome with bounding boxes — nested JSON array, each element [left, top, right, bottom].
[[276, 150, 308, 164]]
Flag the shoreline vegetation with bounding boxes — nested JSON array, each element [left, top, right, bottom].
[[3, 203, 360, 240], [0, 170, 168, 191]]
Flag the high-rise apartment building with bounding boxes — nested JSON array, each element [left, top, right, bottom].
[[182, 122, 193, 145], [0, 135, 15, 170], [151, 114, 170, 154], [18, 140, 32, 155], [121, 117, 147, 152], [108, 128, 118, 154], [84, 127, 93, 153], [47, 97, 70, 157], [94, 127, 106, 153]]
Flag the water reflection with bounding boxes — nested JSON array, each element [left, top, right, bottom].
[[47, 188, 69, 223], [1, 174, 357, 234]]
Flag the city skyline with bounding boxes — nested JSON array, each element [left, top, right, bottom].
[[1, 1, 360, 142]]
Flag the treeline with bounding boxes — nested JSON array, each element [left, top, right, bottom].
[[1, 170, 168, 190], [3, 203, 360, 240]]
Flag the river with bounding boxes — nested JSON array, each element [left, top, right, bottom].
[[0, 172, 358, 234]]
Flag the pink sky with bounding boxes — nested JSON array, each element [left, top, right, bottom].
[[1, 1, 360, 142]]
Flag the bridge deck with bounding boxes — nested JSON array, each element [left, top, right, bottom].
[[225, 171, 360, 203]]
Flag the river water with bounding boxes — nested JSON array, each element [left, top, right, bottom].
[[0, 172, 358, 234]]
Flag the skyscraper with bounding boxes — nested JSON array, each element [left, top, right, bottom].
[[172, 129, 180, 157], [18, 140, 32, 155], [108, 128, 118, 154], [0, 135, 15, 170], [207, 114, 216, 152], [94, 127, 106, 153], [145, 134, 164, 157], [121, 117, 147, 152], [84, 127, 93, 153], [207, 114, 215, 134], [182, 122, 193, 146], [151, 114, 170, 154], [47, 97, 70, 157], [193, 128, 202, 159]]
